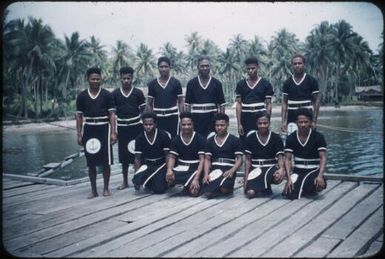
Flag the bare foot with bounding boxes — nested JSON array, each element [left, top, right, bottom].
[[103, 189, 112, 197], [117, 184, 129, 190], [87, 192, 99, 199]]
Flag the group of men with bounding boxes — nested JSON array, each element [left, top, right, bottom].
[[76, 54, 326, 200]]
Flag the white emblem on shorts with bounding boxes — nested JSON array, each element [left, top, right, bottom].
[[128, 140, 136, 154], [85, 138, 101, 154], [247, 167, 262, 180], [209, 169, 223, 181], [291, 173, 299, 183]]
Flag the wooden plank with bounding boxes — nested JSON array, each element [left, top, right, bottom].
[[48, 194, 224, 257], [138, 194, 292, 257], [293, 184, 383, 257], [163, 183, 310, 257], [112, 189, 273, 256], [19, 189, 191, 256], [324, 173, 383, 183], [322, 184, 383, 239], [296, 237, 342, 258], [261, 182, 380, 257], [228, 181, 357, 257], [68, 183, 245, 257], [2, 179, 36, 189], [327, 207, 383, 257], [359, 239, 383, 258]]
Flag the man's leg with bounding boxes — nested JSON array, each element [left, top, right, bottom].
[[88, 165, 98, 199], [102, 165, 112, 196], [118, 163, 129, 190]]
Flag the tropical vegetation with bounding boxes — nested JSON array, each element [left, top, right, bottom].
[[2, 12, 383, 120]]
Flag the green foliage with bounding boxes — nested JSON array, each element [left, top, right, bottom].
[[3, 17, 382, 120]]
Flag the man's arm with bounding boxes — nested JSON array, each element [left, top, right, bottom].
[[109, 111, 117, 144], [203, 155, 211, 184], [146, 96, 154, 112], [281, 95, 288, 132], [235, 97, 243, 136], [265, 98, 272, 115], [312, 93, 320, 128], [166, 154, 176, 184], [76, 113, 83, 146], [134, 154, 142, 171], [177, 95, 184, 112]]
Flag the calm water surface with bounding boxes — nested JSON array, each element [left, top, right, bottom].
[[2, 108, 383, 179]]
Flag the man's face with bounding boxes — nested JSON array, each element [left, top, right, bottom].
[[143, 118, 156, 134], [88, 73, 101, 89], [120, 73, 133, 88], [180, 117, 194, 134], [292, 57, 305, 75], [246, 63, 258, 78], [198, 59, 210, 77], [158, 62, 170, 77], [215, 120, 228, 135], [296, 115, 311, 130], [257, 116, 270, 134]]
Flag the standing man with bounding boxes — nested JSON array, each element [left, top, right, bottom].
[[235, 56, 274, 144], [76, 67, 117, 199], [147, 57, 184, 138], [112, 66, 146, 190], [185, 55, 226, 138], [281, 54, 320, 134]]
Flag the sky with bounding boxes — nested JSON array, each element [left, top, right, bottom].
[[4, 1, 384, 55]]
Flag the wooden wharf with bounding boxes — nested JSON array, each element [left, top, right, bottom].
[[2, 170, 383, 258]]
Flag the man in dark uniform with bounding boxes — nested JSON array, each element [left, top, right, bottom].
[[112, 67, 146, 190], [235, 56, 274, 145], [201, 113, 243, 198], [283, 108, 327, 200], [166, 112, 206, 196], [185, 56, 226, 138], [76, 67, 117, 199], [132, 112, 171, 194], [146, 56, 184, 138], [244, 111, 285, 198], [281, 54, 320, 134]]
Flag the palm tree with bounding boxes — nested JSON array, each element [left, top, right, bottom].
[[5, 17, 57, 119], [229, 34, 248, 65], [304, 21, 334, 103], [110, 40, 135, 82], [329, 20, 358, 104], [135, 43, 156, 86], [87, 36, 107, 67], [217, 48, 240, 102], [268, 29, 300, 99], [185, 32, 203, 71], [59, 32, 92, 100]]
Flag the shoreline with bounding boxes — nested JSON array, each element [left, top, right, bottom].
[[2, 104, 382, 134]]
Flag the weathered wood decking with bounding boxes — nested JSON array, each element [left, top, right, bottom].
[[2, 171, 383, 258]]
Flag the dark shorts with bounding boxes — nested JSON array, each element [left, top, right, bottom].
[[173, 163, 200, 188], [240, 111, 258, 140], [201, 164, 236, 194], [117, 123, 142, 165], [284, 168, 327, 200], [157, 114, 179, 138], [82, 123, 113, 167], [132, 163, 168, 194], [191, 112, 216, 138], [246, 165, 278, 194]]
